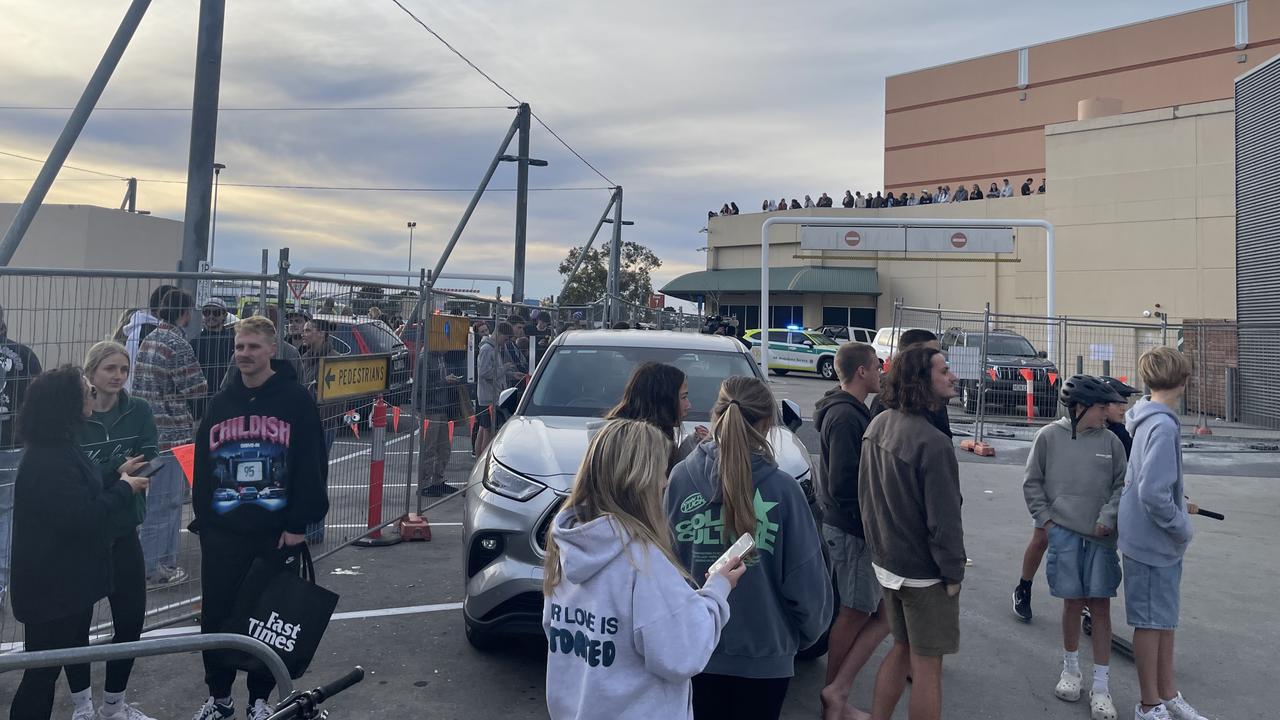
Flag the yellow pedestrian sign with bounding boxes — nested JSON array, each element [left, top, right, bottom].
[[318, 354, 391, 402]]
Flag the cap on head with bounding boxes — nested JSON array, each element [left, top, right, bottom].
[[202, 297, 228, 312]]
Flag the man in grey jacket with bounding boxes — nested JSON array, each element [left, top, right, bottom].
[[858, 345, 964, 720], [475, 322, 512, 456]]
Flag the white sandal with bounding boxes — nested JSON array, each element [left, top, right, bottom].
[[1090, 690, 1118, 720], [1055, 669, 1083, 701]]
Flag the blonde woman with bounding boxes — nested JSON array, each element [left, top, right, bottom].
[[543, 419, 744, 720], [78, 341, 160, 719], [666, 376, 832, 720]]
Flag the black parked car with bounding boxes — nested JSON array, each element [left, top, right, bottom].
[[312, 315, 413, 407], [940, 327, 1060, 417]]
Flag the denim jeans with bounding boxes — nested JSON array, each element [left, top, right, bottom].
[[138, 456, 185, 577], [0, 448, 23, 598]]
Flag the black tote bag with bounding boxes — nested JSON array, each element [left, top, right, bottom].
[[220, 545, 339, 679]]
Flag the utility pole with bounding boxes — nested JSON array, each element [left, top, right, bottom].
[[512, 103, 531, 304], [607, 185, 623, 324], [120, 178, 138, 213], [0, 0, 152, 265], [178, 0, 226, 274]]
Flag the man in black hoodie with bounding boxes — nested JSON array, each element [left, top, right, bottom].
[[814, 343, 890, 720], [190, 317, 329, 720]]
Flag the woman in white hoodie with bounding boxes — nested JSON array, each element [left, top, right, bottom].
[[543, 419, 745, 720]]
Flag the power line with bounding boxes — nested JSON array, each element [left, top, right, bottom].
[[140, 179, 613, 192], [0, 178, 120, 182], [0, 149, 127, 179], [386, 0, 616, 186], [0, 105, 511, 112]]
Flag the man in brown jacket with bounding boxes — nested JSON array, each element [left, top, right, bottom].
[[859, 345, 966, 720]]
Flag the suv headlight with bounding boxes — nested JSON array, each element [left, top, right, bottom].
[[483, 460, 547, 501]]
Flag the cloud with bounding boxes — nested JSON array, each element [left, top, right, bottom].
[[1, 0, 1209, 308]]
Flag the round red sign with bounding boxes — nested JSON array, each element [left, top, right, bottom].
[[950, 232, 968, 249], [844, 230, 861, 247]]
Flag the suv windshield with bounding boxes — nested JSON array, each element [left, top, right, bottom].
[[809, 333, 838, 346], [356, 321, 405, 353], [986, 334, 1037, 357], [524, 346, 759, 421]]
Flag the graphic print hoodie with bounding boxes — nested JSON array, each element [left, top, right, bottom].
[[192, 360, 328, 536], [542, 508, 731, 720], [666, 442, 832, 679]]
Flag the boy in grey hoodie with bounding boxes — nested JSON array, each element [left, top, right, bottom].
[[1023, 375, 1127, 720], [1118, 349, 1209, 720]]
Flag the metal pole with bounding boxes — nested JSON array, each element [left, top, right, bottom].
[[0, 634, 295, 698], [406, 222, 416, 276], [258, 249, 268, 322], [607, 186, 624, 324], [975, 303, 991, 444], [208, 165, 221, 264], [179, 0, 226, 274], [276, 248, 290, 358], [559, 188, 618, 301], [120, 178, 138, 213], [512, 103, 531, 304], [430, 113, 521, 289], [0, 0, 153, 265]]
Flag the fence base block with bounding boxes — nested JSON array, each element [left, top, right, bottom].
[[960, 439, 996, 457], [399, 513, 432, 542], [353, 528, 403, 547]]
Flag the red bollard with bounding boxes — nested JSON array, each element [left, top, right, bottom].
[[354, 396, 401, 546], [1020, 368, 1035, 420]]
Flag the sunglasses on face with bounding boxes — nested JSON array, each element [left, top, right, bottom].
[[202, 309, 226, 317]]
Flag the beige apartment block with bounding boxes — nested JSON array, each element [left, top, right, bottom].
[[668, 99, 1237, 327]]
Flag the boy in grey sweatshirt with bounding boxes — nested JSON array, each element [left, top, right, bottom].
[[1118, 348, 1210, 720], [1023, 375, 1127, 719]]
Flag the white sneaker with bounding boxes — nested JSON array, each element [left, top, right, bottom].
[[1164, 693, 1209, 720], [247, 699, 273, 720], [191, 697, 235, 720], [97, 702, 158, 720], [1055, 669, 1083, 702], [1091, 690, 1118, 720], [72, 706, 95, 720], [1135, 704, 1173, 720]]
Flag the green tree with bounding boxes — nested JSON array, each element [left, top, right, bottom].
[[557, 241, 662, 306]]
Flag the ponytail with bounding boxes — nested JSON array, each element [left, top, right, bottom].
[[711, 376, 776, 542]]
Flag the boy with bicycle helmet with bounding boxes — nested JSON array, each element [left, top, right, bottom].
[[1023, 375, 1128, 720]]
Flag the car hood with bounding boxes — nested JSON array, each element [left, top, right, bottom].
[[988, 354, 1056, 369], [491, 415, 812, 492]]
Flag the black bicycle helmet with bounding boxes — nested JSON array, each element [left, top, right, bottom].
[[1060, 375, 1125, 439], [1099, 376, 1139, 398], [1059, 374, 1125, 409]]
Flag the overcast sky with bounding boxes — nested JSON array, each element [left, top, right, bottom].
[[0, 0, 1209, 304]]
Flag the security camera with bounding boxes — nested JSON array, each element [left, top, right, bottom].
[[1142, 310, 1152, 318]]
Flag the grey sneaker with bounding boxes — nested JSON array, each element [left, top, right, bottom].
[[191, 697, 234, 720], [97, 701, 158, 720], [147, 564, 188, 588], [1164, 693, 1208, 720], [247, 699, 273, 720]]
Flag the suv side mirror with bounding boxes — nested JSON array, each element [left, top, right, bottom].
[[801, 339, 814, 348], [498, 387, 520, 414], [781, 399, 803, 432], [1037, 350, 1048, 359]]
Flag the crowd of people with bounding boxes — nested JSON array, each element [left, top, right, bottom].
[[539, 329, 1210, 720], [0, 288, 1213, 720], [709, 177, 1048, 217]]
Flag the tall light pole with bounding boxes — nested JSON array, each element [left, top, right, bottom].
[[208, 161, 225, 264], [406, 221, 417, 275]]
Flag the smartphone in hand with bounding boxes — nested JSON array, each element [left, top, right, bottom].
[[707, 532, 755, 579], [135, 457, 169, 479]]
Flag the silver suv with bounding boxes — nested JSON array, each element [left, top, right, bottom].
[[462, 330, 814, 650]]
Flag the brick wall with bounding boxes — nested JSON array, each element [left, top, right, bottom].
[[1182, 320, 1237, 418]]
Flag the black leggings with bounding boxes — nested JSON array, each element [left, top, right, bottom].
[[691, 673, 791, 720], [9, 608, 93, 719], [105, 532, 146, 693]]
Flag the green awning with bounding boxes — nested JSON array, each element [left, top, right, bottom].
[[660, 266, 879, 301]]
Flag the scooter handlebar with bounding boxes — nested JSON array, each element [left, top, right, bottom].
[[1195, 508, 1225, 521]]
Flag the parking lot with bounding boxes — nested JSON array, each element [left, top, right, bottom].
[[6, 371, 1277, 718]]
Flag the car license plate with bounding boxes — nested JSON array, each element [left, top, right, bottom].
[[393, 358, 406, 371], [1013, 383, 1027, 392]]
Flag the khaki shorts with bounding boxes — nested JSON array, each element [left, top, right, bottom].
[[882, 584, 960, 656]]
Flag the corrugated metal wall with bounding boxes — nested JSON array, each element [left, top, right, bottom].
[[1234, 54, 1280, 428]]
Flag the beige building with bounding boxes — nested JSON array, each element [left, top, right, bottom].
[[663, 98, 1236, 329], [0, 202, 183, 272], [883, 1, 1275, 196]]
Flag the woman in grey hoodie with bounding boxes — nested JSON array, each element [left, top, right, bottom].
[[666, 376, 832, 720], [543, 419, 744, 720]]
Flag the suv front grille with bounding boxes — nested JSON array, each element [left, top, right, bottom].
[[995, 366, 1051, 382], [535, 496, 566, 551]]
